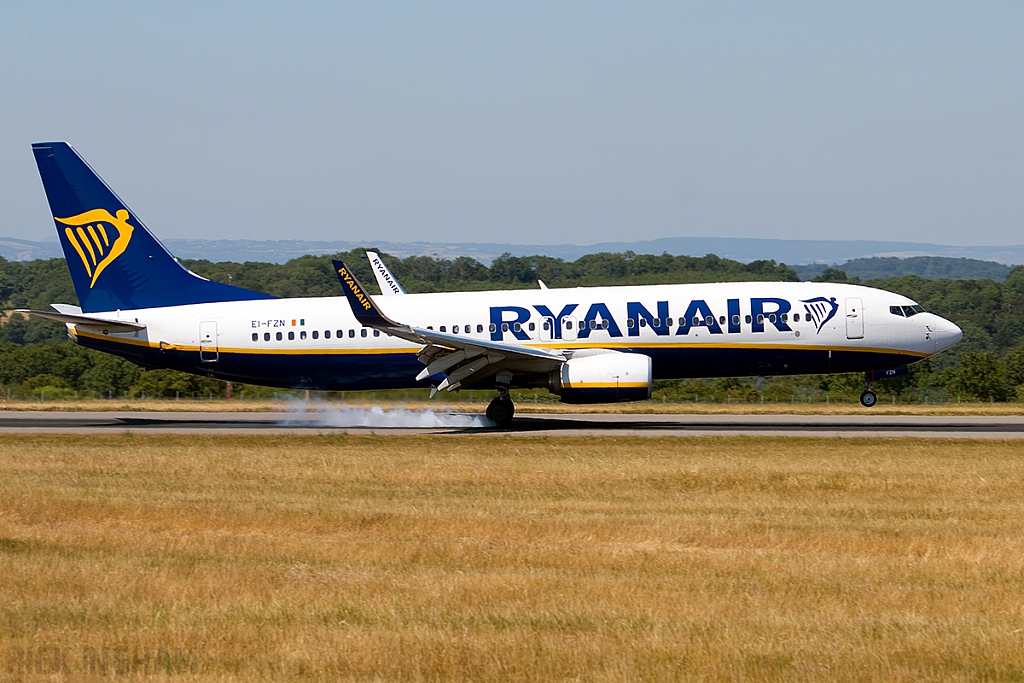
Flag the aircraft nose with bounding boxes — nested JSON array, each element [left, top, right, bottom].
[[933, 317, 963, 353]]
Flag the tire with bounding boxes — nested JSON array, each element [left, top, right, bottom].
[[859, 390, 877, 408], [486, 397, 515, 427]]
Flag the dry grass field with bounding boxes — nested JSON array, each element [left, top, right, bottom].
[[2, 435, 1024, 681]]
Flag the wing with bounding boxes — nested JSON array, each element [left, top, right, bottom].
[[15, 308, 147, 333], [332, 260, 564, 392]]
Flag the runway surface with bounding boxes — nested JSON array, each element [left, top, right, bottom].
[[3, 410, 1024, 438]]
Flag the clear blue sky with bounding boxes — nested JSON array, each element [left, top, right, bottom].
[[2, 1, 1021, 246]]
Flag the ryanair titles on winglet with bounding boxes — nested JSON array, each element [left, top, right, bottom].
[[337, 266, 373, 310], [490, 296, 840, 341]]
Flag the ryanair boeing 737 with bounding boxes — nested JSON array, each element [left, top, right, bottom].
[[20, 143, 962, 425]]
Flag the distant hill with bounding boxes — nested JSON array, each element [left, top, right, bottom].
[[795, 256, 1014, 282], [0, 238, 63, 262], [4, 235, 1024, 266]]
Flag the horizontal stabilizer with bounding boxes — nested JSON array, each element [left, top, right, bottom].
[[15, 309, 147, 332]]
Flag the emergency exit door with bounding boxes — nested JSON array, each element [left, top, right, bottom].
[[845, 298, 864, 339], [199, 321, 219, 362]]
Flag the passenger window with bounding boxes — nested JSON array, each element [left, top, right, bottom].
[[653, 318, 661, 327], [745, 315, 752, 324], [373, 330, 380, 337], [793, 314, 800, 322], [565, 320, 573, 329], [692, 316, 700, 326], [602, 320, 609, 329], [324, 330, 331, 339], [489, 323, 496, 333], [348, 329, 354, 338], [589, 320, 597, 330], [440, 326, 446, 332], [756, 314, 764, 324], [513, 322, 522, 332], [705, 315, 714, 326], [781, 314, 787, 322], [466, 325, 471, 333], [890, 306, 905, 317], [360, 329, 367, 337], [639, 318, 647, 327], [528, 322, 535, 331], [477, 324, 484, 333], [300, 331, 307, 340], [501, 323, 509, 332], [427, 326, 433, 330], [312, 330, 318, 339], [719, 316, 726, 325], [732, 315, 740, 325], [264, 332, 270, 341], [543, 321, 551, 330], [626, 319, 635, 329], [252, 332, 258, 341], [276, 332, 282, 341], [768, 314, 776, 323], [667, 318, 673, 326], [288, 331, 295, 340]]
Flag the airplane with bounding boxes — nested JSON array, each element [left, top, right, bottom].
[[20, 142, 963, 426]]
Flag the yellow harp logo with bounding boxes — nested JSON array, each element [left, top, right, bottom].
[[55, 209, 134, 288]]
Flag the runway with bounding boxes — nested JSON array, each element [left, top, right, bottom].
[[3, 410, 1024, 438]]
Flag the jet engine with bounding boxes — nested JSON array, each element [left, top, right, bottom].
[[548, 351, 652, 404]]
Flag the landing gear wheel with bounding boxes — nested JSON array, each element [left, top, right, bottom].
[[860, 390, 877, 408], [486, 396, 515, 427]]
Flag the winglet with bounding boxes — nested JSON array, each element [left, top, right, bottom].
[[332, 260, 403, 327], [366, 251, 406, 295]]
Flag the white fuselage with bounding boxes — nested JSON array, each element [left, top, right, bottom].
[[69, 281, 962, 391]]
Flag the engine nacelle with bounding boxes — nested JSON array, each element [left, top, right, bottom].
[[549, 352, 652, 404]]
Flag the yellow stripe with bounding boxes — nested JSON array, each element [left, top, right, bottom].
[[73, 330, 928, 360], [76, 227, 97, 265], [87, 225, 105, 255], [568, 382, 650, 389], [527, 340, 929, 358], [64, 228, 92, 277], [73, 329, 418, 355]]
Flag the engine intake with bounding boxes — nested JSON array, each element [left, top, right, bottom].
[[549, 352, 652, 404]]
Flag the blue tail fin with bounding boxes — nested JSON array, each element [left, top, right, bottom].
[[32, 142, 276, 313]]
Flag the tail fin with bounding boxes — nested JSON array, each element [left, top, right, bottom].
[[31, 142, 275, 312]]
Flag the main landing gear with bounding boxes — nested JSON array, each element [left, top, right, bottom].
[[486, 391, 515, 428], [860, 386, 877, 408], [486, 372, 516, 428]]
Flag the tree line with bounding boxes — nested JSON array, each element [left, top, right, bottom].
[[1, 250, 1023, 402]]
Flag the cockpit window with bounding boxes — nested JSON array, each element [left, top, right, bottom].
[[890, 306, 905, 317], [903, 305, 925, 317]]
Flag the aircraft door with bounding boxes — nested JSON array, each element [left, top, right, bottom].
[[561, 317, 578, 342], [845, 298, 864, 339], [199, 321, 219, 362]]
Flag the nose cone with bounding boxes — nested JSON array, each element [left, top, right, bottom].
[[933, 317, 963, 353]]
